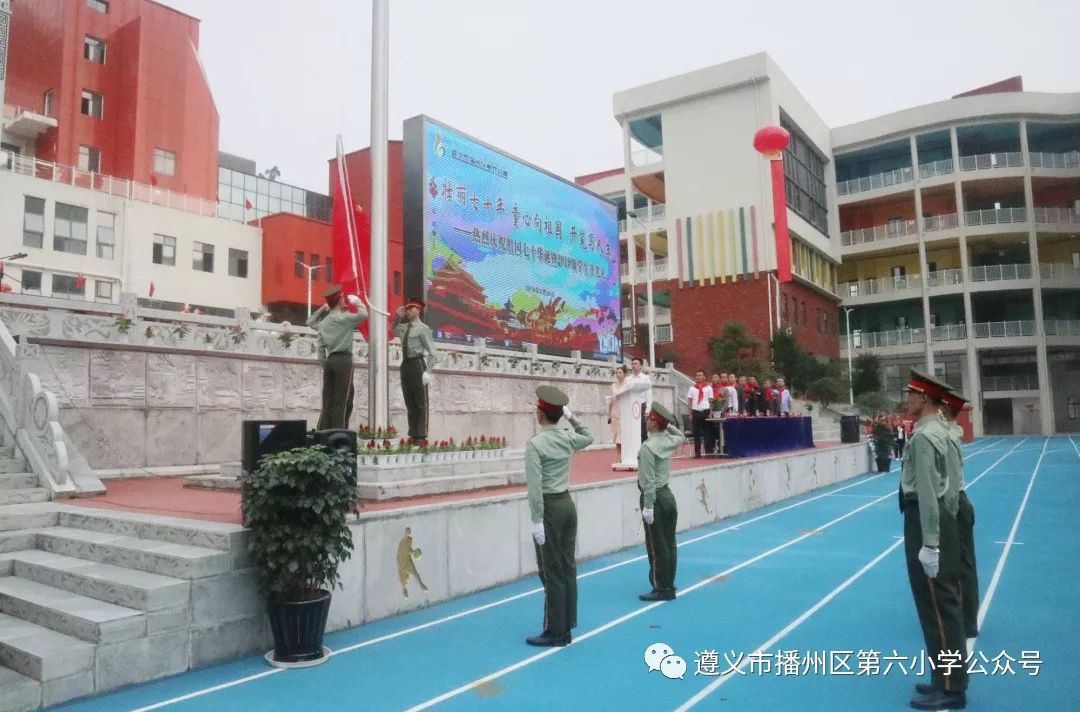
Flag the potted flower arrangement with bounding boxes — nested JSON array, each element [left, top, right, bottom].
[[358, 440, 376, 466], [417, 439, 431, 462], [871, 416, 897, 473], [241, 445, 357, 667], [461, 436, 476, 460], [376, 439, 394, 465]]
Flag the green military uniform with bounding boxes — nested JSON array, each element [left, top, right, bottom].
[[524, 386, 593, 645], [941, 399, 979, 641], [307, 285, 367, 430], [900, 372, 968, 702], [637, 403, 685, 601], [393, 301, 436, 439]]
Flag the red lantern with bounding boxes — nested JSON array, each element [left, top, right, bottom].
[[753, 125, 791, 157]]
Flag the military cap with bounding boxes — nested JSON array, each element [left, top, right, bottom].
[[649, 402, 675, 427], [323, 284, 342, 298], [404, 297, 426, 310], [940, 390, 969, 411], [906, 370, 950, 400], [536, 385, 568, 410]]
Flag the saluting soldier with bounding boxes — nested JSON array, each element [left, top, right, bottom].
[[940, 388, 979, 652], [524, 385, 593, 647], [393, 298, 436, 440], [899, 371, 968, 711], [307, 285, 367, 430], [637, 402, 685, 602]]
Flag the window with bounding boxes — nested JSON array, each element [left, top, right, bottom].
[[23, 197, 45, 249], [193, 242, 214, 273], [86, 0, 108, 12], [43, 90, 54, 116], [891, 265, 906, 288], [393, 270, 402, 295], [309, 255, 320, 280], [96, 212, 114, 259], [52, 274, 84, 300], [1, 142, 17, 170], [95, 280, 113, 303], [78, 145, 101, 173], [1068, 398, 1079, 419], [21, 270, 42, 295], [228, 249, 248, 278], [781, 115, 829, 235], [897, 316, 908, 328], [325, 257, 333, 283], [153, 148, 176, 176], [54, 203, 89, 255], [294, 251, 304, 278], [80, 90, 103, 119], [1072, 252, 1080, 270], [84, 36, 106, 64], [153, 234, 176, 266]]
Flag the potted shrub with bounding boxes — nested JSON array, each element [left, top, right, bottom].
[[241, 445, 357, 666], [871, 418, 896, 473]]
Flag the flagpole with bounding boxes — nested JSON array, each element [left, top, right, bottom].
[[368, 0, 390, 429]]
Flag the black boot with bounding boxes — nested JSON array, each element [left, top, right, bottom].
[[639, 590, 676, 602], [526, 631, 571, 647], [910, 689, 966, 710]]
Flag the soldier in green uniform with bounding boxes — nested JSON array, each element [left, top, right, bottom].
[[524, 385, 593, 647], [306, 285, 367, 430], [393, 298, 436, 439], [637, 403, 685, 602], [940, 389, 979, 651], [899, 371, 968, 711]]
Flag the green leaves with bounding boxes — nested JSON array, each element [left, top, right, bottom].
[[241, 446, 358, 601]]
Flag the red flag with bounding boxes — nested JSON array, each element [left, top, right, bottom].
[[150, 175, 158, 187], [244, 198, 252, 210], [75, 274, 86, 290], [331, 155, 372, 338], [149, 281, 156, 298]]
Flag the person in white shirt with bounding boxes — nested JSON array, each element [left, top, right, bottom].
[[777, 378, 792, 416], [628, 357, 653, 442], [686, 369, 715, 458]]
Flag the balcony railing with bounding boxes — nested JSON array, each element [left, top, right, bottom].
[[1044, 319, 1080, 336], [842, 328, 926, 350], [981, 374, 1039, 391], [836, 166, 914, 197], [959, 152, 1024, 172], [618, 204, 666, 231], [918, 159, 955, 179], [1, 151, 220, 218], [840, 274, 921, 298], [1029, 151, 1080, 170], [620, 324, 674, 344], [631, 146, 663, 168], [969, 263, 1032, 283], [1032, 207, 1079, 225], [619, 258, 670, 279], [964, 207, 1027, 227], [840, 219, 918, 246], [1039, 263, 1080, 281], [930, 324, 967, 342], [922, 213, 959, 232], [926, 268, 963, 287], [971, 320, 1036, 339]]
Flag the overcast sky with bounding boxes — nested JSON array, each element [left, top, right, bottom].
[[167, 0, 1080, 195]]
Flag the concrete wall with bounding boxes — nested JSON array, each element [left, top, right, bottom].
[[19, 341, 673, 472], [325, 441, 871, 631], [1049, 352, 1080, 433]]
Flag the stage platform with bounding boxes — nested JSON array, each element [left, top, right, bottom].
[[67, 443, 844, 525]]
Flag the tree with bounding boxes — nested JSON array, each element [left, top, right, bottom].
[[805, 376, 846, 410], [709, 321, 763, 375], [769, 330, 830, 396], [856, 391, 900, 417], [852, 353, 883, 396]]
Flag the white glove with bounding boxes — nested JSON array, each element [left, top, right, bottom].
[[918, 546, 939, 579], [642, 507, 655, 525], [421, 372, 432, 386], [346, 294, 362, 307], [563, 406, 574, 421], [531, 521, 546, 546]]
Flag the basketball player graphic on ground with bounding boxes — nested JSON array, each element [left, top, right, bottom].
[[397, 527, 428, 598]]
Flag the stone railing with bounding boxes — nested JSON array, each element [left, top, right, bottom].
[[0, 316, 78, 498]]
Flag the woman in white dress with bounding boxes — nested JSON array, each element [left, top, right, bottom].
[[608, 366, 628, 458]]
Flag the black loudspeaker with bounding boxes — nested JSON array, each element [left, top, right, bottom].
[[308, 429, 358, 483], [241, 420, 308, 474], [840, 415, 861, 444]]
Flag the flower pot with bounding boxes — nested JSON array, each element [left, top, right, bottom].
[[267, 590, 332, 665], [875, 457, 892, 473], [357, 455, 370, 467]]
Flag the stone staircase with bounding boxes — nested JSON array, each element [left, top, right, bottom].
[[0, 448, 48, 508], [0, 504, 266, 711]]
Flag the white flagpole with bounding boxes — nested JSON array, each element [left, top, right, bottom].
[[368, 0, 390, 429]]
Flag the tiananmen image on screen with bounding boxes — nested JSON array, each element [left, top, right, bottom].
[[405, 117, 620, 358]]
